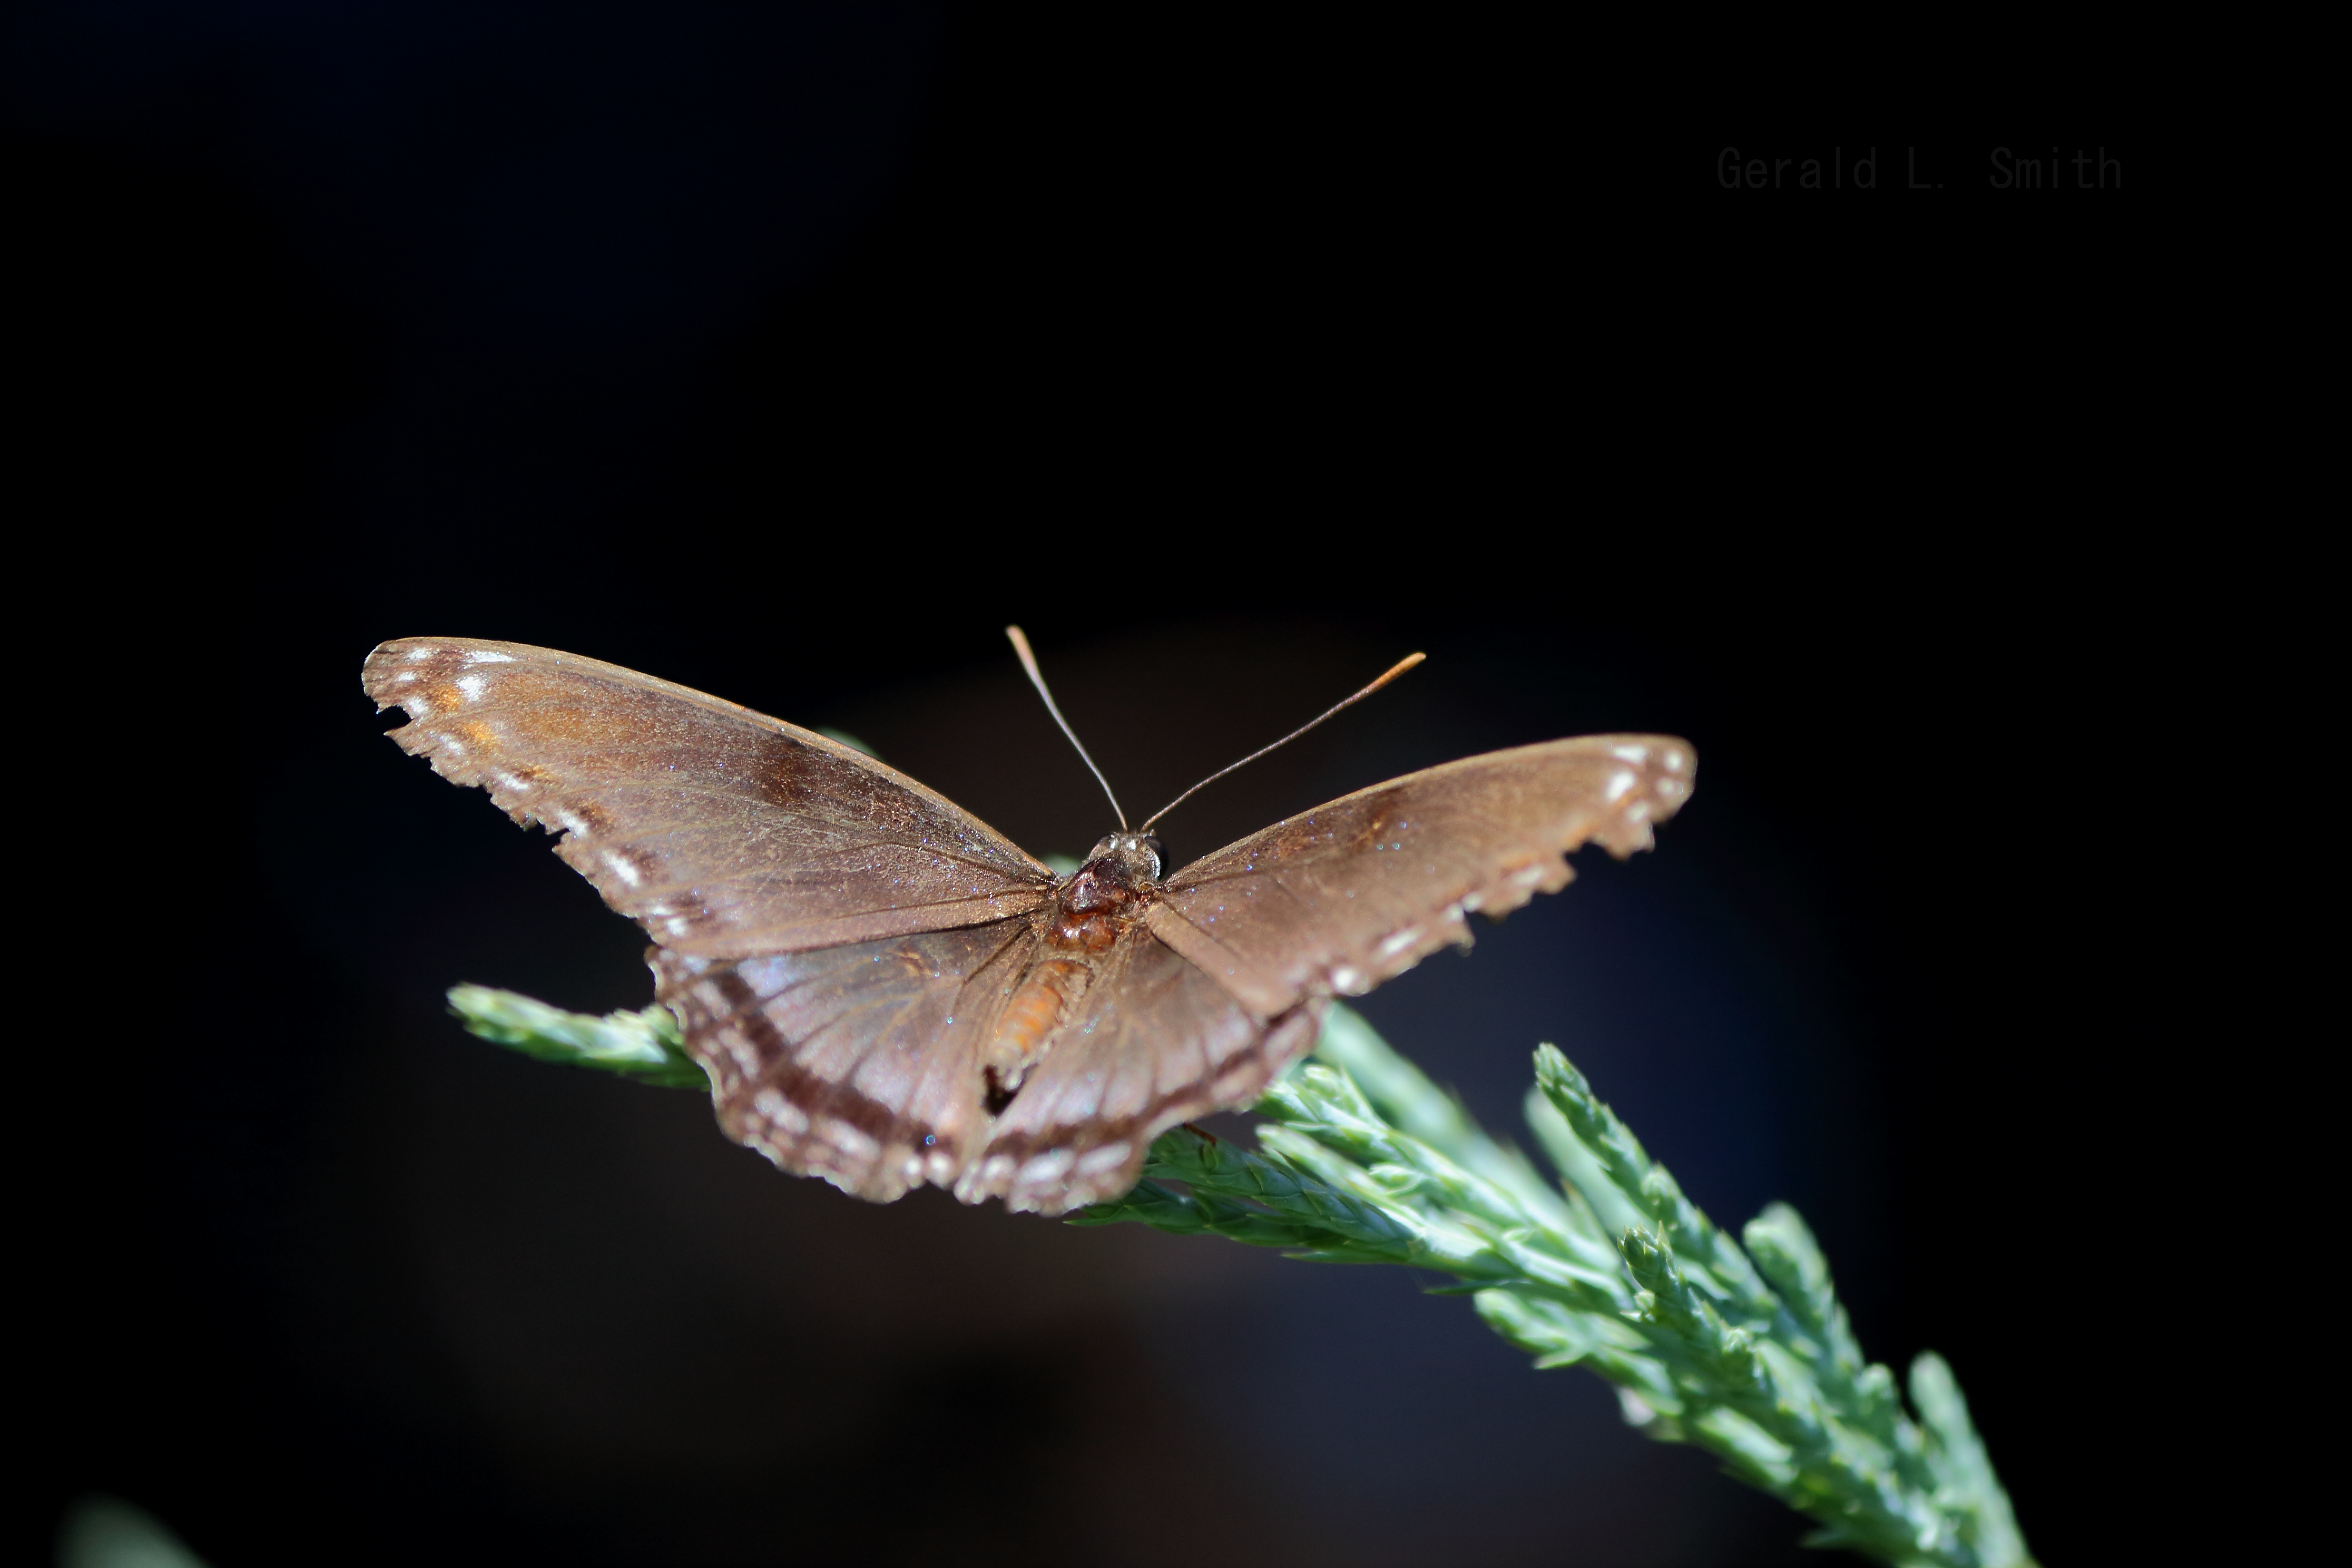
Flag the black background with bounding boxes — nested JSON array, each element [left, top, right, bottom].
[[11, 7, 2171, 1566]]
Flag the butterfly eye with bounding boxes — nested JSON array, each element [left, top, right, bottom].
[[1139, 834, 1164, 877]]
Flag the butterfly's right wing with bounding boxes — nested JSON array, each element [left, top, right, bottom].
[[363, 637, 1055, 957], [959, 932, 1324, 1215], [1145, 735, 1694, 1015]]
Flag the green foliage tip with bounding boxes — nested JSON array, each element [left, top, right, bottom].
[[446, 984, 707, 1089], [441, 987, 2031, 1568]]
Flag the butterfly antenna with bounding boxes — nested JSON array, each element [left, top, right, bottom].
[[1006, 626, 1128, 830], [1139, 651, 1426, 832]]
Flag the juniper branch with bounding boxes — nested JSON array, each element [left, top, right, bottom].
[[447, 984, 704, 1088], [445, 985, 2031, 1567]]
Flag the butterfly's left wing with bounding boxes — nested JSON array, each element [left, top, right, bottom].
[[1144, 735, 1695, 1015], [363, 637, 1055, 956], [655, 921, 1039, 1203], [364, 637, 1066, 1205]]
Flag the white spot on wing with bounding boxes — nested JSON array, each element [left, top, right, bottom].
[[1018, 1149, 1076, 1186], [1076, 1142, 1132, 1176], [753, 1089, 809, 1135], [456, 674, 486, 701], [1328, 965, 1367, 993], [462, 649, 517, 665], [602, 851, 642, 887], [1375, 927, 1423, 961], [1610, 743, 1649, 764], [819, 1119, 877, 1161], [725, 1036, 764, 1079], [1606, 769, 1636, 802]]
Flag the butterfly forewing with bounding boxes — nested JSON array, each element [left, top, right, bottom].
[[1146, 735, 1695, 1014], [362, 638, 1054, 957]]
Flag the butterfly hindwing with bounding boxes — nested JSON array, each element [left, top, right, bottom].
[[961, 931, 1323, 1213], [656, 920, 1038, 1203], [1145, 735, 1695, 1015], [363, 638, 1055, 957]]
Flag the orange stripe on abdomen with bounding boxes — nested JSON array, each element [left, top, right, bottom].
[[989, 958, 1088, 1065]]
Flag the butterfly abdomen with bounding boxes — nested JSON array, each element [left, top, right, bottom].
[[982, 957, 1090, 1112], [995, 959, 1087, 1051], [977, 844, 1158, 1110]]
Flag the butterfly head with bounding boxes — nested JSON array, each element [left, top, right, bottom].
[[1083, 832, 1164, 884]]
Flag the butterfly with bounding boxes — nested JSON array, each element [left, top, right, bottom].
[[362, 632, 1694, 1214]]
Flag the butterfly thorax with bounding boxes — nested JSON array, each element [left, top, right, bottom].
[[1048, 832, 1162, 955]]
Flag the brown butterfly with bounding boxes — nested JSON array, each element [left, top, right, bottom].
[[362, 632, 1694, 1214]]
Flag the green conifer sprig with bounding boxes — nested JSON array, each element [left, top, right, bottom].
[[446, 983, 706, 1088], [445, 985, 2030, 1567]]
